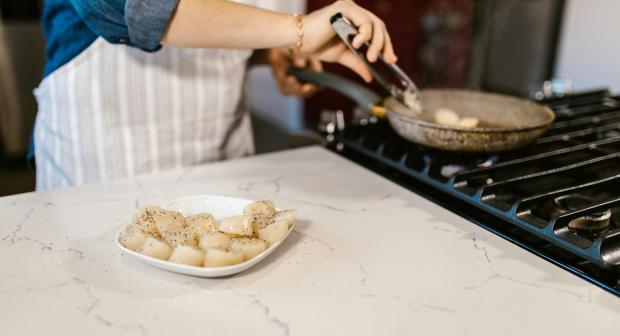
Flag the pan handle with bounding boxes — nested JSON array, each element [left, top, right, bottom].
[[287, 67, 385, 116]]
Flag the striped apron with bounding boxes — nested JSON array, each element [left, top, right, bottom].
[[33, 2, 272, 191]]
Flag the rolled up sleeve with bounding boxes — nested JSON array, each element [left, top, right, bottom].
[[70, 0, 179, 52], [125, 0, 179, 51]]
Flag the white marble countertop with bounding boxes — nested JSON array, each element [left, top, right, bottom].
[[1, 147, 619, 335]]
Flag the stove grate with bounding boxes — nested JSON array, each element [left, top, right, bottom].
[[331, 90, 620, 296]]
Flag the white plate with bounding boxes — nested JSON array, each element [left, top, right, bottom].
[[115, 195, 294, 277]]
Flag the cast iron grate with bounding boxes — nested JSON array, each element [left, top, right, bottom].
[[330, 90, 620, 297]]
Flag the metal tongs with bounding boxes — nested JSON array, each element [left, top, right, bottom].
[[331, 13, 423, 114]]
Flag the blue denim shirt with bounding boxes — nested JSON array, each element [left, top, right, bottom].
[[42, 0, 179, 77]]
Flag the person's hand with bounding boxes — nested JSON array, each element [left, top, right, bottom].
[[269, 48, 323, 97], [301, 0, 397, 82]]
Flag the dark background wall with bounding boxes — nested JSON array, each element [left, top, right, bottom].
[[0, 0, 42, 195], [0, 0, 41, 20]]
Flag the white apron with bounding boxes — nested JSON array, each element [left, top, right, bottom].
[[33, 1, 280, 191]]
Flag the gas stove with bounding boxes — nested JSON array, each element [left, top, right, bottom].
[[327, 89, 620, 297]]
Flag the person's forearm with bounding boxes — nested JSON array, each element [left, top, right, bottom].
[[162, 0, 298, 49]]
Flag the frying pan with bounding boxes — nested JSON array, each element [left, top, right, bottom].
[[289, 68, 556, 152]]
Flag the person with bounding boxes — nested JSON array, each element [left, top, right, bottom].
[[35, 0, 397, 191]]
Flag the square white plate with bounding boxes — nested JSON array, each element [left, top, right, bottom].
[[115, 195, 293, 277]]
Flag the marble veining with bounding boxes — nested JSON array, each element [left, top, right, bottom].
[[246, 294, 291, 336], [1, 147, 619, 336]]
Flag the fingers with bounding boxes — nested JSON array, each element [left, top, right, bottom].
[[309, 58, 324, 72], [300, 83, 319, 97], [339, 2, 397, 64], [382, 29, 397, 63], [284, 75, 306, 95], [338, 49, 373, 82], [292, 52, 308, 68], [269, 48, 320, 97], [291, 51, 320, 97], [269, 50, 299, 94], [270, 49, 302, 95], [366, 19, 384, 62], [339, 4, 373, 49], [269, 50, 290, 93], [352, 23, 372, 49], [288, 77, 319, 97], [300, 58, 323, 97]]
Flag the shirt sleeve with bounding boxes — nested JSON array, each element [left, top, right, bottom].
[[69, 0, 179, 52]]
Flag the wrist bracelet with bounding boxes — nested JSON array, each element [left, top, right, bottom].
[[293, 13, 304, 52]]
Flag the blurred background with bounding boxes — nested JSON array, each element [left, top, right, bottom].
[[1, 0, 619, 196]]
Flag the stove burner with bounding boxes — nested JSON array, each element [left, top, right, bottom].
[[553, 194, 611, 232]]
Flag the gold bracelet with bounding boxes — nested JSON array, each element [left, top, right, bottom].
[[293, 13, 304, 52]]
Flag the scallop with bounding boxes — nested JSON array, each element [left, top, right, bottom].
[[119, 225, 148, 251], [402, 90, 422, 115], [204, 248, 244, 267], [168, 245, 205, 266], [434, 108, 460, 126], [230, 238, 268, 260], [271, 210, 296, 227], [199, 231, 231, 251], [219, 214, 254, 236], [244, 200, 276, 217], [258, 220, 289, 245], [245, 200, 277, 231], [459, 117, 479, 128], [186, 213, 218, 238], [137, 237, 173, 260], [131, 206, 168, 238], [155, 210, 197, 248]]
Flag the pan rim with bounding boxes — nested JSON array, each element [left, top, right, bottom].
[[386, 89, 556, 132]]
